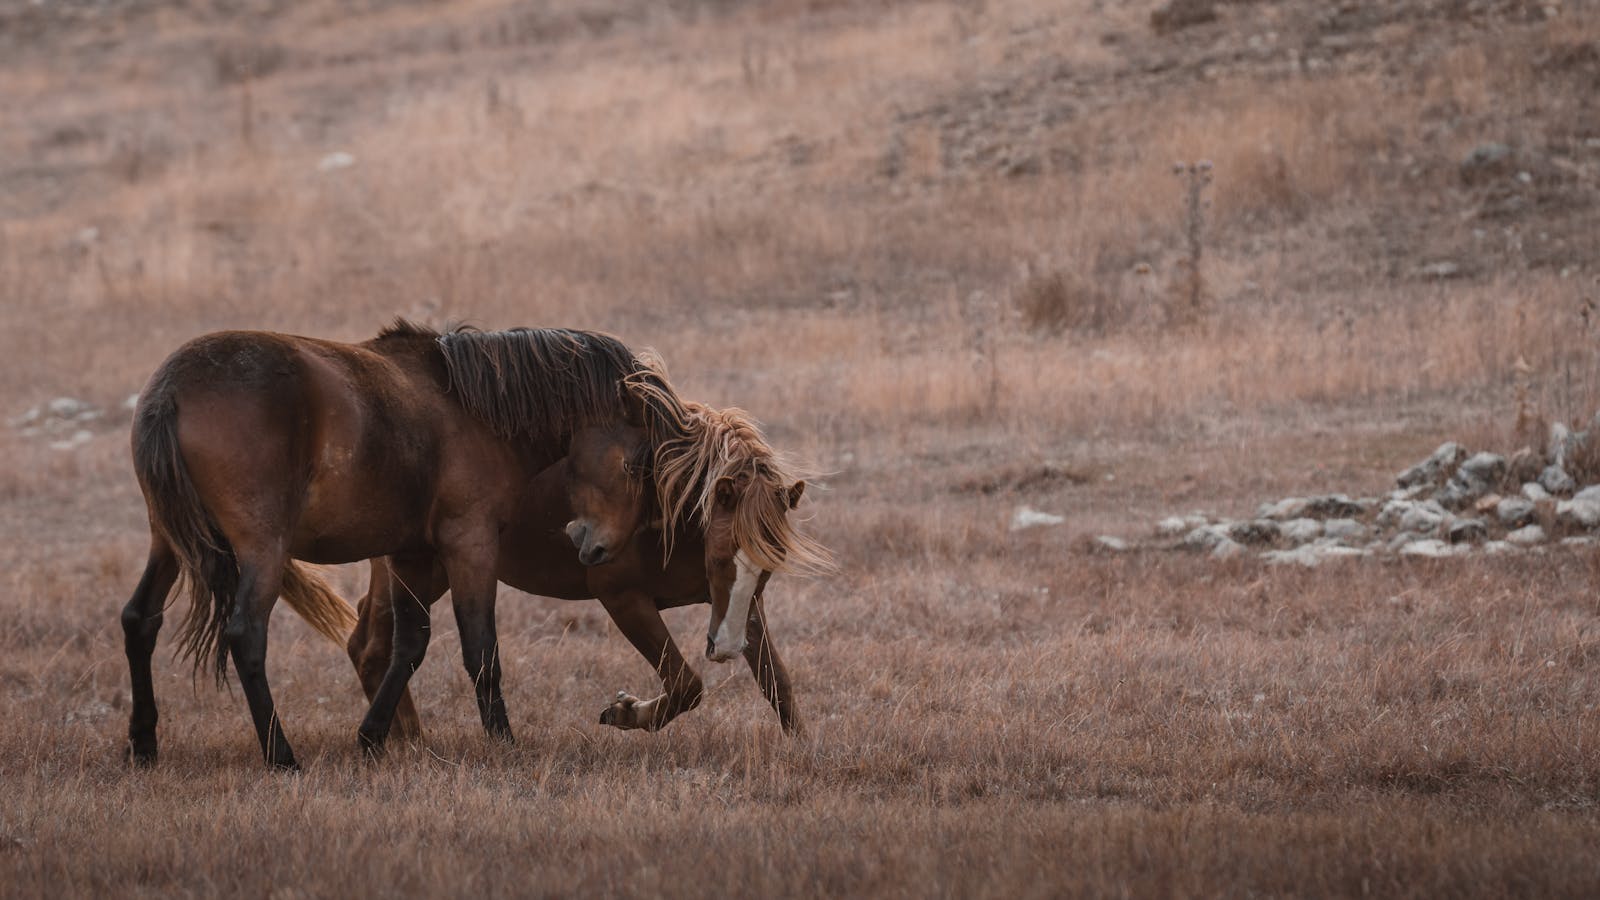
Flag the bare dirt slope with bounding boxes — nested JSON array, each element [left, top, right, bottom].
[[2, 0, 1598, 896]]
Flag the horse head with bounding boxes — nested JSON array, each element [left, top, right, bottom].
[[562, 423, 653, 567]]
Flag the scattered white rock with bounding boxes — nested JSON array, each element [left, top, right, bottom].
[[318, 151, 356, 172], [1495, 497, 1537, 528], [1399, 538, 1463, 558], [1261, 545, 1320, 567], [1397, 442, 1467, 489], [1011, 506, 1065, 530], [48, 397, 98, 421], [1257, 497, 1309, 520], [1388, 484, 1431, 502], [1322, 518, 1367, 542], [1540, 464, 1576, 496], [1506, 524, 1547, 546], [1156, 514, 1208, 537], [49, 429, 93, 451], [122, 393, 140, 412], [1141, 430, 1600, 562], [1435, 452, 1504, 509], [1446, 517, 1488, 544], [1210, 538, 1246, 560], [1303, 494, 1371, 518], [1181, 525, 1233, 552], [1227, 519, 1281, 546], [1095, 535, 1130, 552], [1556, 486, 1600, 530], [14, 396, 109, 443], [1398, 502, 1447, 536], [1280, 518, 1322, 544], [1549, 422, 1589, 470], [1316, 544, 1371, 561]]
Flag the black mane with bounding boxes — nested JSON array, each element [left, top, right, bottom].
[[432, 326, 690, 454]]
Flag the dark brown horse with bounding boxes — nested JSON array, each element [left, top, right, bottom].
[[123, 321, 688, 768], [348, 405, 830, 738]]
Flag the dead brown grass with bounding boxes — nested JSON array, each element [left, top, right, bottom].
[[3, 0, 1600, 896]]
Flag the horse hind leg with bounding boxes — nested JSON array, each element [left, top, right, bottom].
[[224, 545, 297, 770], [347, 559, 429, 741], [357, 552, 443, 757], [122, 535, 179, 766]]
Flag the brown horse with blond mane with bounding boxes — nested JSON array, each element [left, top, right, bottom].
[[350, 400, 833, 739], [122, 320, 693, 769]]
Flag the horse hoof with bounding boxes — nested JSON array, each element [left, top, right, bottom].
[[357, 731, 387, 760], [124, 737, 158, 768], [270, 759, 302, 773], [600, 692, 638, 729]]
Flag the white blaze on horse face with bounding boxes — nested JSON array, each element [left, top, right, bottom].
[[710, 551, 759, 662]]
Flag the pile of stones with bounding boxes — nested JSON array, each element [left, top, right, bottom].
[[1140, 425, 1600, 566], [8, 394, 137, 450]]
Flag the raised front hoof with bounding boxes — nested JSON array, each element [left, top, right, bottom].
[[124, 735, 158, 768], [599, 690, 646, 730]]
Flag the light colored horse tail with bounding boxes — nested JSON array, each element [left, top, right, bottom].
[[280, 562, 358, 647]]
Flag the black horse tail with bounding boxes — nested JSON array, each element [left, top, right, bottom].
[[131, 381, 355, 684]]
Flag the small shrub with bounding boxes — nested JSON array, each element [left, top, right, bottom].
[[1014, 269, 1119, 336]]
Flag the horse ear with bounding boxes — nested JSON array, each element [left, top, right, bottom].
[[786, 480, 806, 510], [714, 476, 737, 509]]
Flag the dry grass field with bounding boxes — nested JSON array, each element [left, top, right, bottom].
[[4, 0, 1600, 895]]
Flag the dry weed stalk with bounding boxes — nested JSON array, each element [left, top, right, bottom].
[[1172, 159, 1213, 318], [961, 287, 1002, 417]]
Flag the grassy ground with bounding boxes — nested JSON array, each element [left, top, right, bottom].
[[2, 0, 1599, 895]]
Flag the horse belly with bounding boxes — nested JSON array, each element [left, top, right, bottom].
[[496, 533, 593, 600]]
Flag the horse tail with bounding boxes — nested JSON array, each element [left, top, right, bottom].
[[130, 380, 237, 683], [133, 381, 359, 683], [279, 562, 358, 648]]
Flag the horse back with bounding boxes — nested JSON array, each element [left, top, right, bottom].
[[142, 330, 451, 563]]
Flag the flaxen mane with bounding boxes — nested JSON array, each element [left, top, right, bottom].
[[627, 377, 833, 575]]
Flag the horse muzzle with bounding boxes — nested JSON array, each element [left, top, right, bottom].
[[566, 520, 612, 566], [705, 632, 745, 663]]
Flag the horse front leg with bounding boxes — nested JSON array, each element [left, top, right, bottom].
[[439, 533, 511, 742], [597, 592, 704, 732], [742, 593, 801, 735]]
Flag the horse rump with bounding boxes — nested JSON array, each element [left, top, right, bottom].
[[130, 382, 353, 683]]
